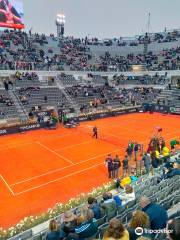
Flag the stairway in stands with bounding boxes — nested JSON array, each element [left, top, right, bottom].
[[8, 90, 29, 121], [55, 77, 80, 114]]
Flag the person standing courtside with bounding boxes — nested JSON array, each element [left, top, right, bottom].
[[122, 155, 129, 177], [113, 155, 121, 178], [92, 126, 98, 139], [134, 142, 139, 161], [126, 144, 133, 161], [105, 154, 113, 178]]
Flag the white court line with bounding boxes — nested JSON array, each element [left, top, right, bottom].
[[10, 148, 120, 187], [101, 132, 133, 142], [54, 140, 93, 151], [36, 142, 74, 165], [0, 175, 15, 196], [13, 161, 106, 196], [0, 131, 79, 152], [37, 131, 77, 141], [10, 132, 180, 188]]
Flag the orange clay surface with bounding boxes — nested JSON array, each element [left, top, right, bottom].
[[0, 113, 179, 228]]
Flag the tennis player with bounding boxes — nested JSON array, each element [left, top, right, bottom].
[[92, 126, 98, 139]]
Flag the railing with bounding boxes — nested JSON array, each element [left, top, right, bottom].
[[1, 69, 180, 79]]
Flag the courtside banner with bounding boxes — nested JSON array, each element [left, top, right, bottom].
[[77, 107, 139, 122], [0, 0, 24, 29], [0, 123, 45, 136]]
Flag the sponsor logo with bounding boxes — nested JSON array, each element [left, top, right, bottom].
[[19, 124, 40, 131], [79, 117, 88, 121], [128, 109, 136, 112], [99, 113, 107, 117], [0, 129, 7, 135]]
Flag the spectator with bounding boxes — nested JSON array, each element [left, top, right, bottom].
[[126, 145, 133, 161], [44, 95, 48, 102], [105, 154, 114, 179], [161, 161, 180, 180], [3, 81, 9, 91], [46, 219, 62, 240], [150, 151, 159, 175], [142, 153, 151, 174], [113, 154, 121, 178], [134, 143, 139, 161], [87, 196, 102, 219], [103, 218, 129, 240], [8, 80, 13, 89], [123, 155, 129, 177], [140, 196, 168, 230], [166, 218, 180, 240], [128, 210, 152, 240], [119, 185, 135, 206], [73, 209, 98, 239], [101, 192, 117, 217], [61, 211, 77, 237]]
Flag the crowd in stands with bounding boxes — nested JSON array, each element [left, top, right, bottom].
[[0, 93, 13, 106], [96, 47, 180, 72], [1, 29, 180, 71], [84, 30, 180, 47], [65, 83, 160, 113], [0, 30, 91, 71], [112, 73, 168, 85]]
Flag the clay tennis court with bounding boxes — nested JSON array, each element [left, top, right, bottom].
[[0, 113, 179, 228]]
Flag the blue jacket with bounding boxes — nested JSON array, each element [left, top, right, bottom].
[[89, 203, 101, 219], [142, 203, 168, 230], [164, 169, 180, 179], [113, 195, 122, 207]]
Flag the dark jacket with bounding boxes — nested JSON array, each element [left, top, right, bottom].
[[134, 144, 139, 152], [151, 158, 159, 168], [126, 146, 133, 155], [46, 230, 63, 240], [142, 203, 168, 230], [114, 158, 121, 169], [163, 168, 180, 179], [123, 158, 129, 169], [106, 159, 114, 171], [61, 220, 77, 235]]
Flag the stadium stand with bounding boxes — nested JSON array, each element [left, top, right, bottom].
[[0, 28, 180, 240], [1, 29, 180, 71]]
